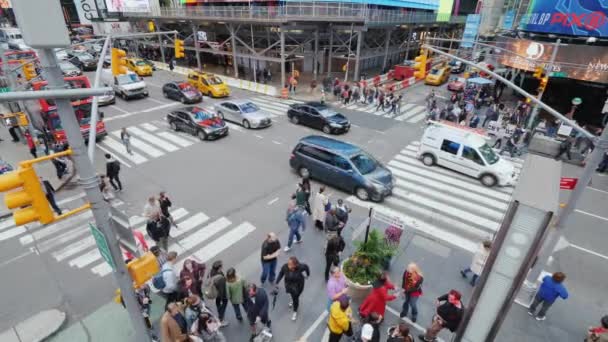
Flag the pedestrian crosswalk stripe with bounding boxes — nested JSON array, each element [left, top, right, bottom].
[[111, 131, 165, 158], [100, 137, 148, 164], [170, 212, 210, 238], [250, 101, 284, 117], [53, 236, 95, 261], [140, 123, 159, 131], [192, 221, 256, 263], [156, 131, 193, 147], [0, 219, 15, 232], [407, 111, 428, 123], [399, 103, 416, 113], [225, 122, 244, 132], [91, 262, 112, 277], [37, 226, 90, 253], [396, 106, 426, 122], [346, 196, 479, 253], [69, 248, 101, 268], [174, 217, 232, 252], [126, 126, 179, 152], [0, 227, 27, 242], [20, 211, 94, 245], [252, 97, 292, 109]]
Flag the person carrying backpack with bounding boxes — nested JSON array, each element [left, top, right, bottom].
[[151, 251, 179, 307], [206, 260, 229, 327]]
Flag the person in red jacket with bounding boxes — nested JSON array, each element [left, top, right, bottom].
[[359, 271, 397, 319], [25, 131, 37, 158]]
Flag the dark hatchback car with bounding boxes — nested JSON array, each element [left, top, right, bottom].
[[162, 81, 203, 104], [290, 135, 393, 202], [287, 102, 350, 134], [67, 51, 98, 71], [167, 106, 228, 141]]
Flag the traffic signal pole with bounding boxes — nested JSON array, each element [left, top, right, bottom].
[[527, 39, 560, 129], [37, 48, 151, 342]]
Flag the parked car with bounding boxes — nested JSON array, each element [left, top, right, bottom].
[[287, 102, 350, 134], [187, 70, 230, 98], [59, 61, 83, 77], [126, 58, 153, 76], [101, 69, 148, 100], [162, 81, 202, 104], [290, 135, 393, 202], [416, 121, 517, 187], [447, 77, 466, 92], [166, 106, 228, 141], [215, 99, 272, 129], [67, 50, 98, 71]]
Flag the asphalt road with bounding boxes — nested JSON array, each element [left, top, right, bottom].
[[1, 68, 606, 342]]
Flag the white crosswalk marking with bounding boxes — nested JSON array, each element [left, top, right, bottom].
[[174, 217, 232, 251], [346, 141, 523, 251], [111, 131, 165, 158], [69, 248, 102, 268], [156, 131, 193, 147], [99, 137, 148, 164], [192, 222, 256, 263], [20, 211, 93, 245], [395, 105, 426, 122], [53, 236, 95, 261], [170, 212, 209, 238], [140, 123, 159, 131], [126, 126, 179, 152]]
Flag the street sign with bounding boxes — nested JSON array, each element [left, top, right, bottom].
[[560, 177, 578, 190], [89, 223, 116, 271], [551, 71, 567, 78]]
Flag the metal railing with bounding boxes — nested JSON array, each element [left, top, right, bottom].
[[126, 3, 463, 25]]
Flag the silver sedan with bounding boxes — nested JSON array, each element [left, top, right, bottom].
[[215, 100, 272, 129]]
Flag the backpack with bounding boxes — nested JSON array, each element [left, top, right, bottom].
[[203, 274, 222, 300], [152, 269, 171, 290]]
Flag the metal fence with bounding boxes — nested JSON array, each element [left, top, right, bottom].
[[126, 3, 465, 25]]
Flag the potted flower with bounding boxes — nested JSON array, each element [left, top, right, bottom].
[[342, 229, 397, 299]]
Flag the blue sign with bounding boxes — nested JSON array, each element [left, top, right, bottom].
[[503, 10, 515, 30], [519, 0, 608, 37], [462, 14, 481, 48]]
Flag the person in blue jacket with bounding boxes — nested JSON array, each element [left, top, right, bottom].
[[528, 272, 569, 321]]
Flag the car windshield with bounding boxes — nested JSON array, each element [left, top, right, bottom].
[[350, 153, 378, 175], [190, 108, 214, 121], [206, 76, 223, 85], [135, 60, 146, 66], [75, 52, 94, 61], [478, 144, 499, 165], [318, 108, 338, 118], [178, 83, 195, 91], [116, 74, 139, 85], [429, 68, 440, 75], [240, 102, 259, 113], [59, 62, 74, 70]]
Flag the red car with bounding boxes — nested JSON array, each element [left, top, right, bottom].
[[447, 77, 466, 92]]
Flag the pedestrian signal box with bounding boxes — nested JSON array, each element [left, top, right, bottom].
[[174, 39, 185, 59], [111, 48, 128, 76], [0, 165, 54, 226], [413, 50, 428, 79], [127, 252, 160, 287]]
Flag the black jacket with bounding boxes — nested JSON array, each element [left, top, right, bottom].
[[106, 160, 120, 177], [146, 217, 170, 241], [276, 263, 310, 295], [159, 197, 172, 217], [436, 294, 464, 332], [210, 269, 227, 299], [325, 235, 345, 257], [246, 288, 269, 322]]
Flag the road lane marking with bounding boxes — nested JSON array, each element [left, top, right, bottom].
[[156, 131, 193, 147], [170, 212, 210, 238], [69, 248, 101, 268], [96, 144, 132, 168], [272, 140, 282, 145], [570, 243, 608, 261], [110, 105, 129, 114], [99, 136, 148, 164], [20, 211, 94, 245], [588, 187, 608, 195], [192, 222, 256, 264], [146, 97, 168, 105], [52, 236, 95, 261], [575, 209, 608, 222], [111, 131, 164, 158], [299, 310, 328, 340], [140, 123, 159, 131], [0, 250, 33, 268], [175, 217, 232, 251], [254, 134, 263, 139], [267, 197, 279, 205]]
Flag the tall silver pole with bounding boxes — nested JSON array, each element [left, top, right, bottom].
[[382, 29, 392, 71], [230, 24, 239, 78], [157, 23, 165, 64], [327, 26, 333, 76], [280, 28, 285, 87], [38, 48, 151, 342], [313, 29, 319, 81], [354, 30, 363, 82], [251, 24, 256, 83], [87, 36, 111, 161], [344, 23, 354, 83], [527, 39, 561, 129], [192, 22, 202, 71]]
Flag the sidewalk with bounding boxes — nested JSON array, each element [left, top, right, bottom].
[[0, 310, 66, 342]]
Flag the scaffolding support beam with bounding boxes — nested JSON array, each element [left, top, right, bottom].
[[229, 24, 239, 78], [280, 28, 285, 88], [382, 29, 392, 71], [192, 22, 202, 70], [354, 30, 363, 81], [327, 26, 333, 75], [313, 29, 319, 80]]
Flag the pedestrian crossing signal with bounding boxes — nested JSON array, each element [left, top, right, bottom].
[[413, 50, 427, 80], [127, 252, 160, 287], [533, 66, 544, 79], [0, 164, 54, 226]]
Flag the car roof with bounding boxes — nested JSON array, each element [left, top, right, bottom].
[[298, 135, 361, 156], [167, 81, 188, 86], [303, 101, 328, 109], [228, 99, 254, 106]]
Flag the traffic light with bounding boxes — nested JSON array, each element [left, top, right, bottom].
[[413, 50, 428, 79], [23, 62, 36, 80], [0, 164, 54, 226], [533, 66, 544, 79], [174, 39, 185, 59], [127, 252, 160, 287], [111, 48, 128, 76], [538, 76, 549, 92], [147, 21, 155, 32]]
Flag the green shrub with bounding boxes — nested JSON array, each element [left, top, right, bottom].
[[343, 229, 397, 285]]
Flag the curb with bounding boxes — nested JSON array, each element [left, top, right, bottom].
[[0, 310, 66, 342]]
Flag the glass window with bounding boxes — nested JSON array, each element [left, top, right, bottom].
[[298, 145, 332, 164], [319, 108, 339, 118], [190, 108, 214, 121], [462, 146, 485, 166], [478, 144, 499, 165], [240, 102, 259, 113], [440, 139, 460, 155], [177, 112, 190, 121], [332, 155, 352, 170], [350, 153, 378, 175], [135, 60, 146, 66]]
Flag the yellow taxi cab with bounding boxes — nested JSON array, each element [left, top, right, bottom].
[[125, 58, 153, 76], [425, 65, 451, 86], [187, 70, 230, 98]]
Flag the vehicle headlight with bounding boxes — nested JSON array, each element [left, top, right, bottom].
[[329, 122, 342, 128]]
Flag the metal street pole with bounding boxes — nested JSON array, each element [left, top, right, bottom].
[[527, 39, 560, 129], [38, 48, 151, 342], [191, 23, 202, 71], [87, 36, 111, 161], [251, 24, 257, 83]]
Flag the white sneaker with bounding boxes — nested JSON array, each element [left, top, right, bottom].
[[284, 246, 291, 252], [292, 312, 297, 321]]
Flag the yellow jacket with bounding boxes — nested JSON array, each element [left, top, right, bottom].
[[328, 301, 351, 334]]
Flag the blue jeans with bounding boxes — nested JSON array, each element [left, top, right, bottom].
[[287, 227, 302, 248], [400, 293, 419, 321], [260, 259, 277, 284], [462, 267, 479, 285]]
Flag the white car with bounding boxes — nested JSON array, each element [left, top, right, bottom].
[[59, 61, 82, 77], [215, 99, 272, 129]]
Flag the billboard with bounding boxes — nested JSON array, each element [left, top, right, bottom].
[[105, 0, 149, 12], [496, 37, 608, 84], [519, 0, 608, 37], [462, 14, 481, 48], [436, 0, 454, 22], [502, 9, 515, 30], [75, 0, 98, 25]]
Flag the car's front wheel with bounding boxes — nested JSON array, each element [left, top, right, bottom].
[[243, 120, 251, 129], [218, 111, 225, 120], [181, 96, 187, 104], [290, 115, 299, 124], [322, 125, 331, 134], [170, 121, 178, 131], [480, 174, 497, 187], [355, 187, 370, 201], [197, 130, 207, 141], [422, 153, 436, 166]]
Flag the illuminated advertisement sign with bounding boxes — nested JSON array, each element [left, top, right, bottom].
[[519, 0, 608, 37], [105, 0, 149, 12], [284, 0, 438, 10], [436, 0, 454, 22], [496, 37, 608, 84], [462, 14, 480, 48]]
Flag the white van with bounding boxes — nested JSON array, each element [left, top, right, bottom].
[[0, 28, 29, 50], [417, 121, 517, 187], [101, 69, 148, 100]]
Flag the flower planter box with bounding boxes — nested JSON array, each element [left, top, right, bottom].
[[342, 261, 373, 301]]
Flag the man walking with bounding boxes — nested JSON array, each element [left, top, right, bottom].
[[284, 205, 306, 252], [419, 289, 464, 342], [146, 213, 171, 252], [158, 251, 179, 306], [528, 272, 568, 321], [25, 131, 37, 158], [246, 284, 271, 338], [120, 127, 132, 155], [105, 153, 122, 192], [260, 233, 281, 285], [554, 137, 573, 161], [41, 178, 62, 215], [159, 191, 177, 227]]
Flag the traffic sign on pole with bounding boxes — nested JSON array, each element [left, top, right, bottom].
[[560, 177, 578, 190], [89, 223, 116, 271]]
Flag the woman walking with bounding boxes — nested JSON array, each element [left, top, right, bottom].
[[312, 186, 329, 230], [180, 259, 206, 296], [461, 240, 491, 286], [209, 261, 229, 327], [399, 263, 423, 322], [120, 127, 132, 154], [275, 256, 310, 321], [225, 268, 248, 322]]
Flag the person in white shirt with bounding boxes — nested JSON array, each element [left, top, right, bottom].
[[143, 196, 160, 220], [162, 251, 179, 306]]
